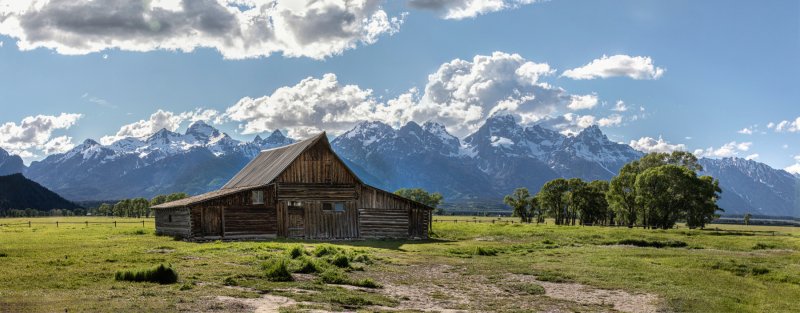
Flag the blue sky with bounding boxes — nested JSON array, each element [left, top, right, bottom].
[[0, 0, 798, 172]]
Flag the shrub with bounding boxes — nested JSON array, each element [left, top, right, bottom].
[[115, 264, 178, 284], [330, 254, 350, 268], [288, 245, 305, 259], [351, 254, 372, 264], [263, 259, 293, 282]]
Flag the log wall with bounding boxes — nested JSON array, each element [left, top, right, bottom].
[[358, 185, 431, 239], [154, 207, 191, 238], [186, 185, 277, 238]]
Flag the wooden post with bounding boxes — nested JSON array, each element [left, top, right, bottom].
[[85, 221, 88, 227], [56, 221, 58, 228], [28, 221, 31, 227], [114, 221, 117, 228], [142, 221, 145, 227]]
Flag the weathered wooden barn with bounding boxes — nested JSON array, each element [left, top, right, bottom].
[[152, 132, 433, 240]]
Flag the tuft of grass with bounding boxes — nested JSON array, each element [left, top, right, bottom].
[[115, 264, 178, 284], [0, 252, 7, 257], [613, 239, 687, 248], [223, 276, 238, 286], [263, 259, 293, 282], [288, 245, 306, 259], [752, 242, 777, 250], [318, 269, 381, 288], [294, 258, 320, 274], [474, 246, 498, 256], [710, 260, 771, 277], [507, 282, 546, 295], [313, 244, 339, 257], [329, 254, 350, 268], [535, 271, 573, 283]]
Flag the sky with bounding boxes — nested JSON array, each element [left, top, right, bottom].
[[0, 0, 798, 173]]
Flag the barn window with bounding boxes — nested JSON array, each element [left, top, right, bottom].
[[322, 202, 345, 213], [168, 215, 172, 223], [252, 190, 264, 204], [288, 201, 302, 207], [334, 202, 345, 212]]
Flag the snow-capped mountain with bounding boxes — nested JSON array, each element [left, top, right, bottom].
[[24, 121, 294, 200], [8, 118, 798, 216], [0, 147, 25, 176]]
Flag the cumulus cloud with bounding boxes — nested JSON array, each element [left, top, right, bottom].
[[0, 0, 404, 59], [562, 54, 665, 80], [745, 153, 759, 161], [629, 136, 686, 154], [597, 114, 622, 127], [408, 0, 538, 19], [225, 73, 386, 138], [567, 93, 598, 110], [738, 127, 754, 135], [768, 117, 800, 133], [224, 52, 571, 138], [693, 141, 752, 158], [0, 113, 82, 158], [100, 108, 222, 144], [43, 135, 75, 154]]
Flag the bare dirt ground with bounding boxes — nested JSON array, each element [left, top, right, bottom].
[[208, 261, 662, 313]]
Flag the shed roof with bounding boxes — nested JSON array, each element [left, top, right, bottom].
[[151, 186, 254, 209]]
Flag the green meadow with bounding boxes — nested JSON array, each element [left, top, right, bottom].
[[0, 217, 798, 312]]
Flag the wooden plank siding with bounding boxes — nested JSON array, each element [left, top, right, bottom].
[[184, 185, 277, 238], [358, 185, 431, 239], [275, 140, 358, 184], [154, 207, 191, 237]]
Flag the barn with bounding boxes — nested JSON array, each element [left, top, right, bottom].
[[151, 132, 433, 240]]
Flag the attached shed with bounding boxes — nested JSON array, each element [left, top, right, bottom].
[[152, 132, 433, 240]]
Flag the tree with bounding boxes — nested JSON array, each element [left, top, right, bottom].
[[394, 188, 444, 214], [530, 194, 545, 224], [607, 162, 640, 227], [585, 180, 610, 225], [166, 193, 189, 202], [538, 178, 570, 225], [634, 164, 721, 229], [744, 213, 752, 226], [504, 188, 532, 223]]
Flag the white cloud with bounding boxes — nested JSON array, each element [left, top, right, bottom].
[[562, 54, 665, 80], [43, 135, 75, 154], [100, 108, 221, 144], [745, 153, 759, 160], [611, 100, 628, 112], [785, 156, 800, 175], [629, 136, 686, 154], [0, 0, 404, 60], [770, 117, 800, 133], [408, 0, 538, 20], [0, 113, 82, 158], [738, 127, 753, 135], [567, 93, 598, 110], [693, 141, 752, 158], [597, 114, 622, 127]]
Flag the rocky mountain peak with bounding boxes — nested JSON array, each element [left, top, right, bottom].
[[185, 120, 221, 141]]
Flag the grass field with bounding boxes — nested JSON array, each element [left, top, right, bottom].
[[0, 216, 798, 312]]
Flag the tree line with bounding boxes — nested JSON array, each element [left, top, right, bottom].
[[504, 151, 722, 229], [92, 193, 189, 218]]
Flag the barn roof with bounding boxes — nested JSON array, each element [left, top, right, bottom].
[[222, 132, 328, 189], [154, 132, 356, 209]]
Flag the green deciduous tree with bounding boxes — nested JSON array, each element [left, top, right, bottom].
[[538, 178, 570, 225], [504, 187, 532, 223], [394, 188, 444, 214]]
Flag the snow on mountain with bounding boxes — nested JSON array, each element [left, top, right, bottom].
[[12, 117, 798, 217], [0, 147, 25, 175]]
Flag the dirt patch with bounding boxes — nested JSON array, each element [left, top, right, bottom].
[[512, 274, 660, 313], [215, 294, 334, 313]]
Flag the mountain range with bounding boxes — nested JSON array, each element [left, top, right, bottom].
[[2, 117, 797, 217]]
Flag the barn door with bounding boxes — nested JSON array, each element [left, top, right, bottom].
[[202, 207, 222, 236], [287, 206, 305, 238]]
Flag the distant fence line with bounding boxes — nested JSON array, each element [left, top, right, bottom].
[[0, 220, 153, 228]]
